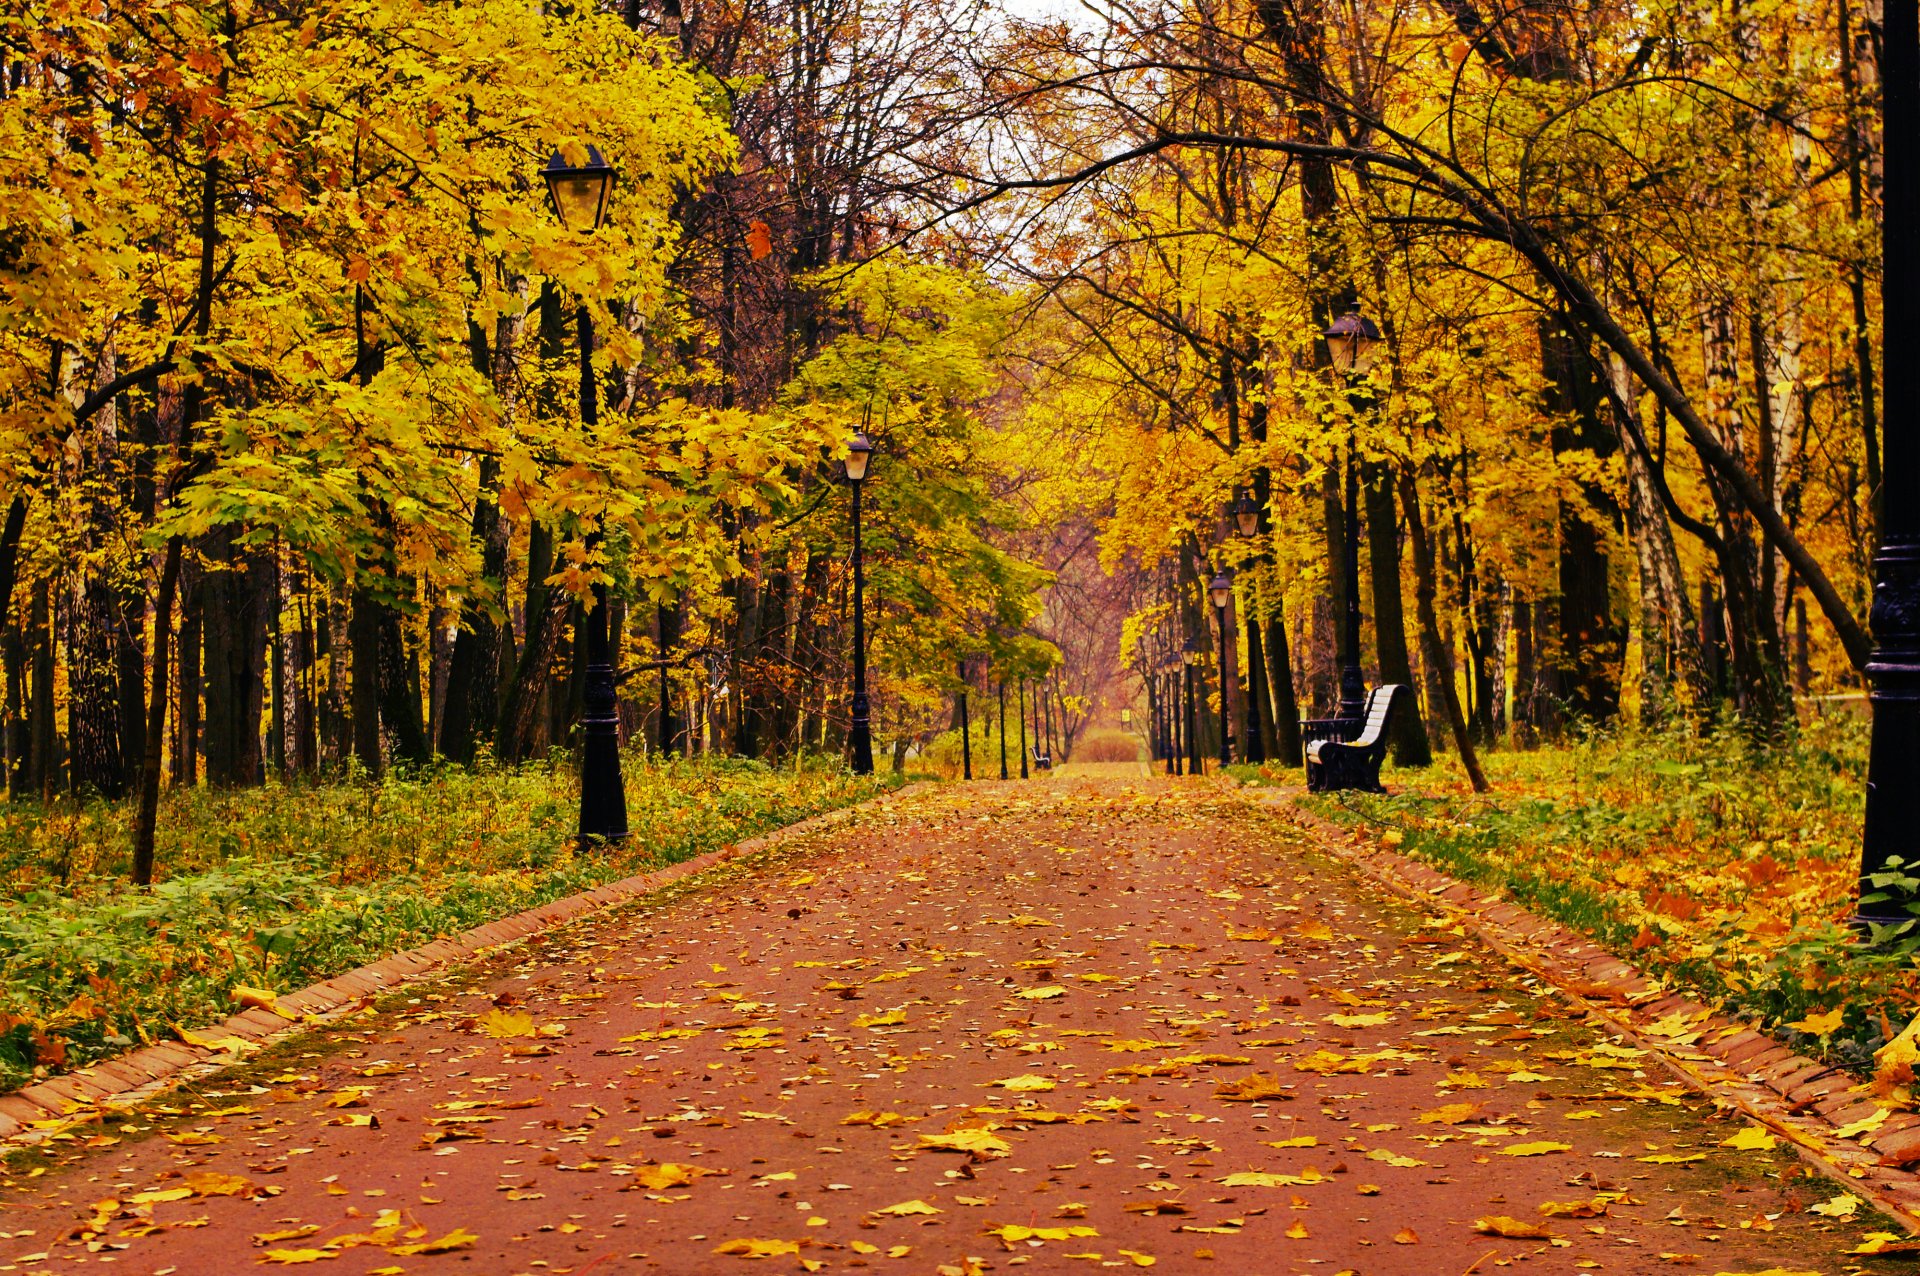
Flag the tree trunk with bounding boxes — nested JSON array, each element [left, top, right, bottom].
[[68, 579, 126, 798], [349, 581, 383, 777], [379, 603, 430, 766], [1540, 316, 1625, 724], [1400, 471, 1489, 792], [174, 571, 201, 788], [1364, 462, 1431, 766]]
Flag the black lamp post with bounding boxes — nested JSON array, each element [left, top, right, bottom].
[[1210, 572, 1233, 769], [1323, 310, 1382, 724], [1858, 0, 1919, 930], [1229, 492, 1266, 764], [844, 432, 874, 775], [958, 661, 972, 781], [542, 146, 627, 847]]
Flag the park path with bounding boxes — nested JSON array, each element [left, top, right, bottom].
[[0, 777, 1876, 1275]]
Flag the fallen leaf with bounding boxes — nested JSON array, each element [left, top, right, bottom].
[[714, 1238, 805, 1258], [389, 1228, 478, 1256], [874, 1200, 941, 1216], [1475, 1215, 1553, 1239], [918, 1128, 1011, 1157], [1808, 1192, 1860, 1218], [1499, 1142, 1573, 1157], [1720, 1126, 1778, 1152], [987, 1224, 1097, 1242], [1417, 1102, 1482, 1125], [474, 1009, 538, 1039]]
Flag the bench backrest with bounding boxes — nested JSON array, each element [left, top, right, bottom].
[[1350, 684, 1404, 749]]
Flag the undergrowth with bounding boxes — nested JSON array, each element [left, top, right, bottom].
[[0, 754, 885, 1090], [1245, 716, 1911, 1071]]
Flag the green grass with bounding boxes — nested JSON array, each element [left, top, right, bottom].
[[0, 754, 888, 1090], [1245, 716, 1912, 1073]]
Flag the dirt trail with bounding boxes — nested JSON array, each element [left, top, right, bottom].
[[0, 778, 1886, 1275]]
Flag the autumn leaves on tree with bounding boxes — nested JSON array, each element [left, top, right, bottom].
[[0, 0, 1888, 855]]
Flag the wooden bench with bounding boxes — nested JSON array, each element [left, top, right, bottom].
[[1301, 684, 1405, 793], [1031, 748, 1052, 772]]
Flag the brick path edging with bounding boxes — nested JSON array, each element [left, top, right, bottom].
[[0, 781, 930, 1149], [1258, 789, 1920, 1232]]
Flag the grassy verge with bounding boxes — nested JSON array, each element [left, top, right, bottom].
[[1231, 716, 1910, 1073], [0, 755, 889, 1090]]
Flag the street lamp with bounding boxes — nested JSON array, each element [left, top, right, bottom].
[[844, 432, 875, 775], [1230, 492, 1269, 765], [543, 145, 626, 847], [1857, 0, 1918, 932], [957, 660, 972, 781], [1323, 309, 1381, 725], [1210, 572, 1233, 768], [1231, 491, 1260, 539]]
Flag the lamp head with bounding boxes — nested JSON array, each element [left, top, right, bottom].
[[1230, 492, 1260, 537], [844, 432, 873, 482], [1209, 573, 1233, 611], [1322, 309, 1383, 375], [542, 145, 616, 233]]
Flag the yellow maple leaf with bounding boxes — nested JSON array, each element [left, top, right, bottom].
[[854, 1009, 907, 1028], [1016, 985, 1066, 1000], [474, 1009, 537, 1039], [990, 1075, 1056, 1092], [1284, 1220, 1309, 1239], [1294, 921, 1335, 941], [842, 1110, 915, 1128], [1217, 1168, 1325, 1187], [1364, 1148, 1425, 1168], [1215, 1072, 1289, 1101], [987, 1224, 1098, 1242], [1262, 1136, 1319, 1148], [1498, 1142, 1572, 1157], [389, 1228, 479, 1256], [230, 986, 295, 1017], [1835, 1108, 1890, 1139], [1474, 1215, 1553, 1239], [1638, 1153, 1706, 1164], [1326, 1013, 1393, 1028], [1417, 1102, 1482, 1125], [714, 1238, 805, 1258], [631, 1163, 701, 1190], [261, 1249, 337, 1264], [1808, 1192, 1861, 1218], [1788, 1008, 1844, 1037], [918, 1128, 1011, 1156], [873, 1200, 941, 1216], [1720, 1126, 1778, 1152]]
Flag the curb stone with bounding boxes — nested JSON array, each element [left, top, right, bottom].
[[1257, 788, 1920, 1233], [0, 780, 931, 1151]]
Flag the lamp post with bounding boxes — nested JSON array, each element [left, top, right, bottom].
[[1230, 493, 1267, 764], [958, 661, 972, 781], [1323, 310, 1382, 724], [1210, 572, 1233, 769], [542, 146, 627, 848], [844, 432, 874, 775], [1857, 0, 1919, 931]]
